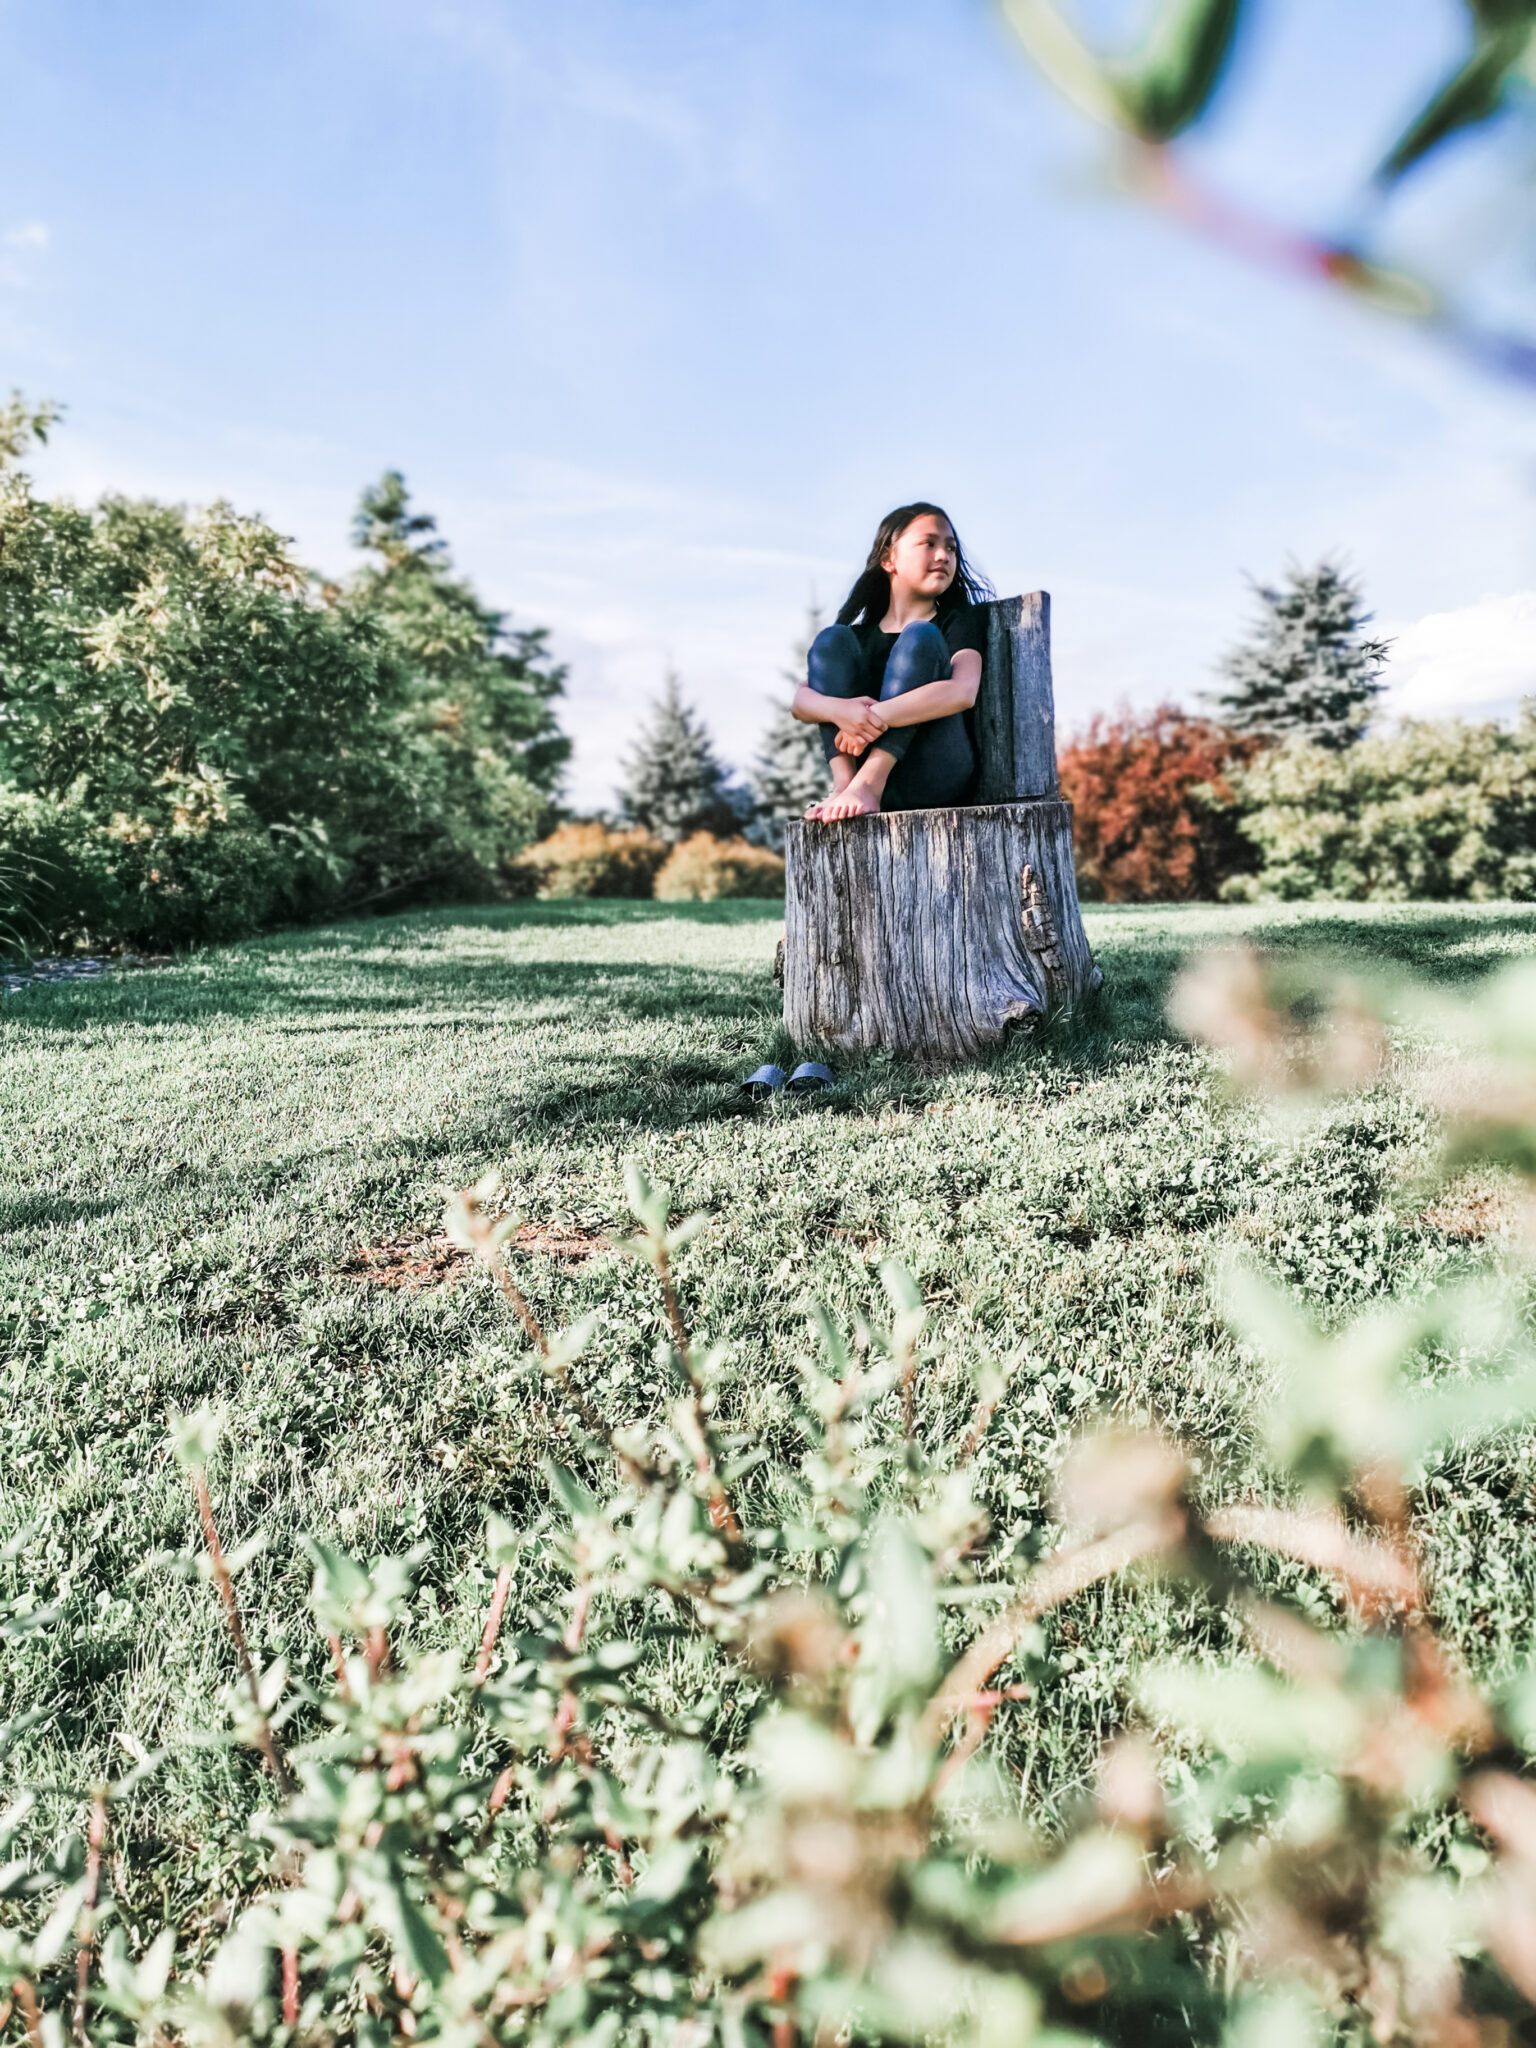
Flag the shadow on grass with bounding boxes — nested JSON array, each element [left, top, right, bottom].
[[9, 900, 1536, 1154], [0, 1192, 125, 1235], [2, 956, 779, 1034]]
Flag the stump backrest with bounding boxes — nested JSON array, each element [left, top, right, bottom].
[[974, 592, 1058, 803]]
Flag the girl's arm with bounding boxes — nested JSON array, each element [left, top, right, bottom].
[[831, 649, 982, 751], [873, 649, 981, 729]]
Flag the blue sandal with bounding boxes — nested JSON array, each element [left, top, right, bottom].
[[740, 1064, 786, 1099], [785, 1062, 834, 1095]]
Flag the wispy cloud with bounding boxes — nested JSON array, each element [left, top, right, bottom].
[[4, 221, 48, 249], [1383, 593, 1536, 719]]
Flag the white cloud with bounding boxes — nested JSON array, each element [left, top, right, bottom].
[[1382, 592, 1536, 720], [4, 221, 48, 249]]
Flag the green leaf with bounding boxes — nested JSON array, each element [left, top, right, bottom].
[[545, 1460, 601, 1523], [356, 1858, 452, 1989], [849, 1518, 940, 1740], [878, 1259, 924, 1320], [221, 1528, 268, 1578], [33, 1876, 91, 1968], [1, 1603, 61, 1640], [1139, 1659, 1358, 1764], [545, 1313, 598, 1375], [808, 1300, 850, 1378], [135, 1925, 177, 2005], [634, 1840, 700, 1903], [1377, 23, 1536, 182], [1000, 0, 1244, 141], [304, 1538, 372, 1618], [168, 1402, 221, 1473], [998, 0, 1127, 128], [205, 1905, 280, 2011], [486, 1512, 522, 1569], [0, 1709, 53, 1761], [1221, 1987, 1330, 2048], [1111, 0, 1244, 141], [623, 1155, 670, 1235]]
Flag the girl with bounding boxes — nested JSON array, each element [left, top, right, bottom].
[[793, 503, 993, 820]]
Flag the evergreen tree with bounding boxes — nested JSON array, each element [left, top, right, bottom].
[[345, 471, 571, 794], [616, 674, 740, 841], [749, 608, 828, 849], [1209, 559, 1390, 750]]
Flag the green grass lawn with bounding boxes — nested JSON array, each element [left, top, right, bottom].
[[4, 897, 1535, 1924]]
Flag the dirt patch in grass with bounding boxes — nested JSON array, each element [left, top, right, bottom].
[[345, 1220, 607, 1291], [1421, 1182, 1509, 1241], [509, 1221, 608, 1264], [344, 1231, 469, 1292]]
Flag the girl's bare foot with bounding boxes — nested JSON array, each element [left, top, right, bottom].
[[816, 782, 881, 820]]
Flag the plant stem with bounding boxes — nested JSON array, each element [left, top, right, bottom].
[[72, 1785, 108, 2047], [11, 1979, 44, 2048], [474, 1563, 514, 1686], [922, 1515, 1181, 1748], [190, 1469, 294, 1796], [656, 1239, 743, 1543]]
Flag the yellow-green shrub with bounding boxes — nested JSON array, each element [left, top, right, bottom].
[[652, 832, 785, 901], [1224, 709, 1536, 901], [512, 821, 667, 899]]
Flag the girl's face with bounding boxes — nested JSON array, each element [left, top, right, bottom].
[[883, 514, 957, 602]]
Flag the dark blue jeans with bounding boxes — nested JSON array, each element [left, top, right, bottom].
[[808, 621, 977, 811]]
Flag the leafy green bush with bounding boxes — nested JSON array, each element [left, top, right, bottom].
[[0, 782, 302, 952], [1224, 709, 1536, 901], [0, 405, 562, 953], [653, 832, 786, 900], [512, 822, 669, 898]]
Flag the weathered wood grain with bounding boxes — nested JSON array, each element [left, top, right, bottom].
[[783, 801, 1099, 1062], [976, 592, 1057, 803]]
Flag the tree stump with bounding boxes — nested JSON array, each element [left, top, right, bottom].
[[783, 592, 1100, 1063]]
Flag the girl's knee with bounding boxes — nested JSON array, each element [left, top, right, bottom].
[[885, 619, 951, 689], [895, 620, 946, 650], [811, 624, 859, 658]]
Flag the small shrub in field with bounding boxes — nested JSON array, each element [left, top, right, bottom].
[[1057, 703, 1261, 902], [1225, 708, 1536, 900], [511, 820, 668, 898], [653, 831, 786, 900]]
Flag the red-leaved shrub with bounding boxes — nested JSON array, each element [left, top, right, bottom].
[[1058, 704, 1262, 902]]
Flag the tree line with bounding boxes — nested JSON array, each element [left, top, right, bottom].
[[3, 386, 1531, 948], [1064, 561, 1536, 903]]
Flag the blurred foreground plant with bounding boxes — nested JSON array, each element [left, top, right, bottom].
[[14, 963, 1536, 2041], [999, 0, 1536, 385]]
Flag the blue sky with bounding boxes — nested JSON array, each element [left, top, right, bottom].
[[2, 0, 1534, 805]]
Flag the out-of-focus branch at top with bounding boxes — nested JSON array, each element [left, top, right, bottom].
[[999, 0, 1536, 388]]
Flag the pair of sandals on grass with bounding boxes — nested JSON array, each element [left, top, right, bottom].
[[740, 1061, 833, 1100]]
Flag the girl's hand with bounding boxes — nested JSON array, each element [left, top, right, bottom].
[[834, 698, 888, 750]]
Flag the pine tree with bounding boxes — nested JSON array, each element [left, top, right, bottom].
[[1210, 559, 1390, 750], [346, 471, 571, 794], [616, 674, 740, 841], [748, 608, 829, 849]]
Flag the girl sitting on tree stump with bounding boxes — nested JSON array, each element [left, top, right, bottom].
[[792, 502, 993, 820]]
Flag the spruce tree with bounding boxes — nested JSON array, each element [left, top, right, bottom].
[[347, 471, 571, 793], [616, 675, 740, 841], [1210, 559, 1390, 750], [749, 609, 830, 849]]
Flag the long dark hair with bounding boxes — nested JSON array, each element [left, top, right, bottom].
[[835, 502, 994, 628]]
